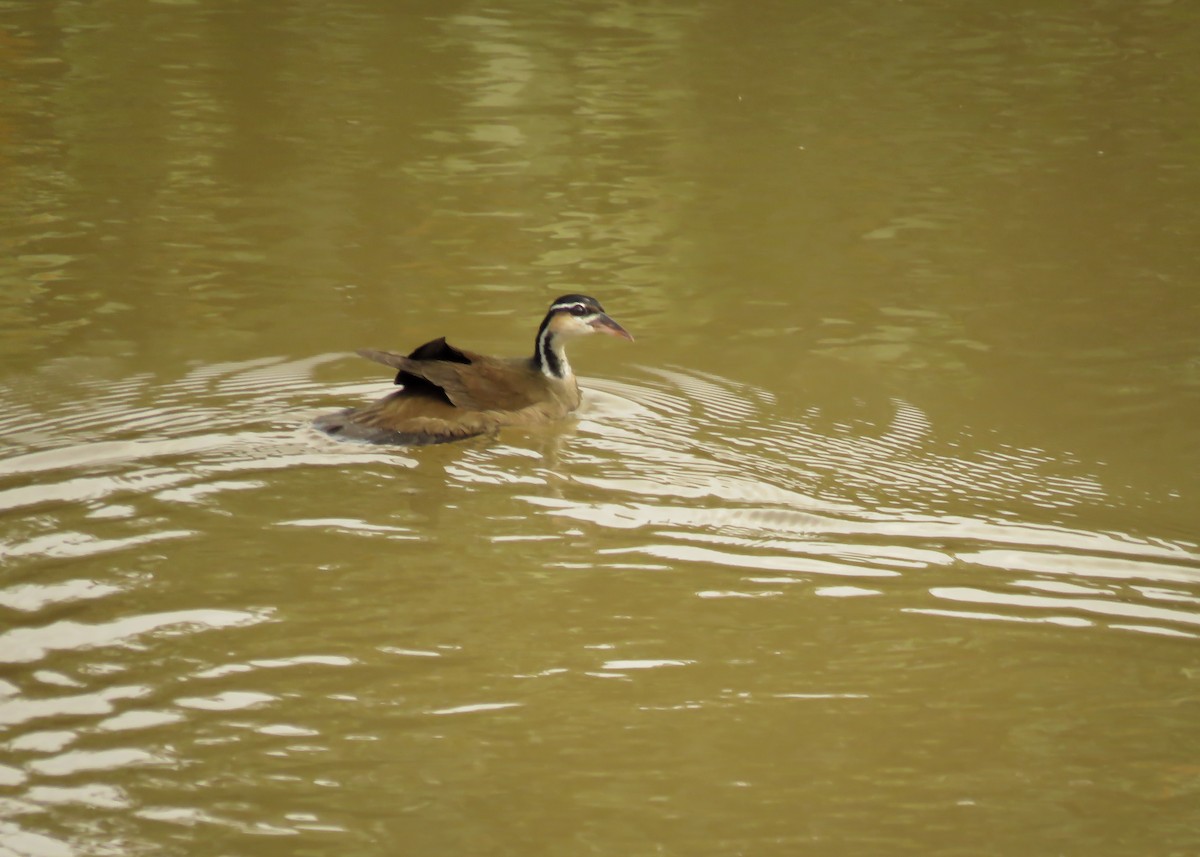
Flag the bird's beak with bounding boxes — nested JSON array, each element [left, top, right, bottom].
[[590, 313, 634, 341]]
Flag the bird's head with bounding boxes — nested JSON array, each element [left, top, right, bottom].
[[542, 294, 634, 342]]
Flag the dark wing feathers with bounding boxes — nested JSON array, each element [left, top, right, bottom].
[[357, 346, 454, 404], [355, 343, 542, 412], [405, 337, 471, 364]]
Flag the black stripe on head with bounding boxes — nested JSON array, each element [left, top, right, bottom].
[[549, 294, 604, 317]]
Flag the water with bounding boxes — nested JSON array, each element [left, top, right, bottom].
[[2, 1, 1199, 855]]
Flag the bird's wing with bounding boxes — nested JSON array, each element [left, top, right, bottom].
[[356, 346, 543, 412]]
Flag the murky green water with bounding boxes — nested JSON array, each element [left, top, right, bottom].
[[2, 2, 1199, 855]]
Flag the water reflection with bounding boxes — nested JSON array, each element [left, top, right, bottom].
[[0, 608, 266, 667], [2, 0, 1198, 852], [3, 355, 1196, 656], [523, 368, 1198, 640]]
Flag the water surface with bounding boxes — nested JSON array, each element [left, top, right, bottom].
[[2, 2, 1199, 855]]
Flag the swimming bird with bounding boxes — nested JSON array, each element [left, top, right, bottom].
[[314, 294, 633, 445]]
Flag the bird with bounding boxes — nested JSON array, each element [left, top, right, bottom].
[[314, 294, 633, 445]]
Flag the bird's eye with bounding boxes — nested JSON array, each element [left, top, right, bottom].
[[569, 304, 589, 316]]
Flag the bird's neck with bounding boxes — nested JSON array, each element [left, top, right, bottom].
[[533, 321, 572, 380]]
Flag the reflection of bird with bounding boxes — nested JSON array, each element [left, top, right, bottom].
[[315, 295, 633, 445]]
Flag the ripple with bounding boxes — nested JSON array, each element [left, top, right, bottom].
[[0, 579, 124, 612], [190, 655, 357, 680], [6, 732, 78, 754], [0, 530, 193, 560], [640, 367, 767, 422], [277, 519, 418, 540], [0, 353, 1196, 857], [27, 748, 166, 778], [0, 686, 146, 729], [600, 659, 693, 671], [0, 823, 74, 857], [0, 471, 197, 514], [961, 547, 1200, 583], [174, 691, 277, 712], [97, 710, 185, 733], [0, 609, 269, 665], [25, 784, 131, 809], [927, 585, 1200, 630], [3, 358, 1197, 652], [608, 543, 900, 578], [429, 702, 523, 716], [521, 365, 1200, 636]]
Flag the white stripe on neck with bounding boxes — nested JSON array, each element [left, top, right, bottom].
[[537, 328, 572, 379]]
